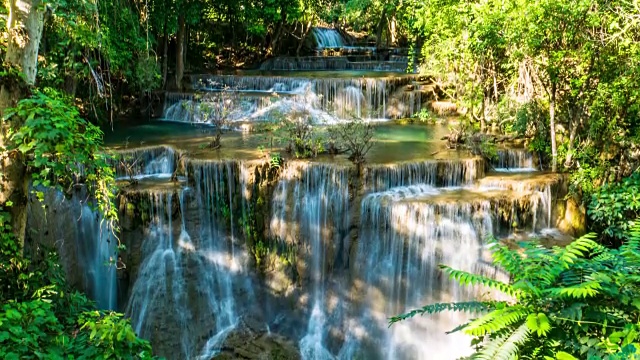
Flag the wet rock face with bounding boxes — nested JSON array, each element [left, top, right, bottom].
[[26, 191, 83, 290], [212, 319, 301, 360], [556, 194, 587, 237]]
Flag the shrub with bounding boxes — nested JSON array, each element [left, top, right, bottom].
[[588, 171, 640, 242], [0, 215, 156, 359]]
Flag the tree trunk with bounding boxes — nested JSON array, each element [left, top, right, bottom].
[[387, 12, 397, 46], [549, 81, 558, 172], [0, 0, 46, 247], [296, 19, 313, 56], [161, 11, 169, 88], [375, 8, 387, 49], [184, 24, 189, 68], [268, 10, 287, 56], [175, 15, 186, 90], [480, 91, 486, 133], [564, 106, 580, 168], [162, 31, 168, 88]]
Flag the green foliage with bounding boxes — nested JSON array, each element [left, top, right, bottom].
[[274, 110, 324, 159], [327, 118, 374, 166], [36, 0, 157, 117], [589, 171, 640, 241], [391, 227, 640, 359], [0, 217, 156, 359], [413, 109, 435, 124], [409, 0, 640, 186], [4, 88, 117, 226], [269, 152, 283, 169]]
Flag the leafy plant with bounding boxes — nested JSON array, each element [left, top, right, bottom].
[[414, 109, 435, 124], [328, 118, 375, 168], [0, 214, 156, 359], [5, 88, 117, 226], [193, 86, 239, 149], [391, 227, 640, 359], [589, 171, 640, 242], [278, 110, 324, 159]]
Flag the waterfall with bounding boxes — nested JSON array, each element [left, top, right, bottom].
[[312, 28, 345, 49], [113, 145, 176, 179], [76, 202, 118, 310], [363, 158, 484, 193], [259, 56, 409, 72], [160, 74, 418, 123], [492, 149, 535, 171], [269, 162, 351, 360], [125, 160, 253, 359], [345, 185, 494, 359]]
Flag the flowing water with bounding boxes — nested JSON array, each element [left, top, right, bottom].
[[30, 34, 576, 359], [163, 74, 423, 124], [76, 202, 118, 310], [312, 28, 346, 49]]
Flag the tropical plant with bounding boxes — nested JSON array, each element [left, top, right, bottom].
[[278, 110, 324, 159], [195, 86, 240, 149], [391, 226, 640, 359], [0, 212, 156, 359], [5, 88, 117, 226], [589, 171, 640, 242], [328, 118, 374, 168]]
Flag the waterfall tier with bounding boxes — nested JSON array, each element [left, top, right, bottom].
[[113, 145, 177, 179], [312, 28, 346, 49], [260, 56, 409, 72], [492, 148, 536, 171], [162, 74, 429, 123], [104, 148, 570, 359]]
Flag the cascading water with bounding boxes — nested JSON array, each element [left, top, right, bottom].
[[312, 28, 345, 49], [162, 75, 421, 123], [345, 184, 493, 359], [76, 201, 118, 310], [269, 162, 351, 360], [114, 145, 176, 179], [259, 56, 409, 72], [125, 160, 254, 360], [492, 148, 535, 171], [363, 158, 484, 192], [29, 189, 118, 310]]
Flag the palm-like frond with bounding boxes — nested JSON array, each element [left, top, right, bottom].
[[464, 305, 528, 336], [441, 265, 521, 298], [547, 280, 602, 299], [388, 301, 501, 325], [472, 322, 530, 360]]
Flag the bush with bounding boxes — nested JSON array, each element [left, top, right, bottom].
[[391, 226, 640, 359], [328, 118, 374, 167], [588, 171, 640, 242], [0, 216, 156, 359]]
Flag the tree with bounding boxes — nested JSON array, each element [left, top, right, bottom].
[[328, 118, 374, 171], [391, 226, 640, 359], [0, 0, 46, 245]]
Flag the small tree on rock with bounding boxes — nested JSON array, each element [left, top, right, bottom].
[[329, 118, 375, 173]]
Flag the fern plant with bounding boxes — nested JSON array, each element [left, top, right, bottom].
[[390, 224, 640, 360]]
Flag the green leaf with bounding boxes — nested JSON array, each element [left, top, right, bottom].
[[556, 351, 577, 360]]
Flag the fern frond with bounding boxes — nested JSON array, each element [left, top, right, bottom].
[[489, 239, 524, 274], [556, 302, 586, 322], [554, 234, 599, 268], [388, 301, 501, 325], [473, 322, 530, 360], [464, 306, 528, 337], [547, 280, 601, 299], [525, 313, 552, 336], [441, 265, 520, 298]]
